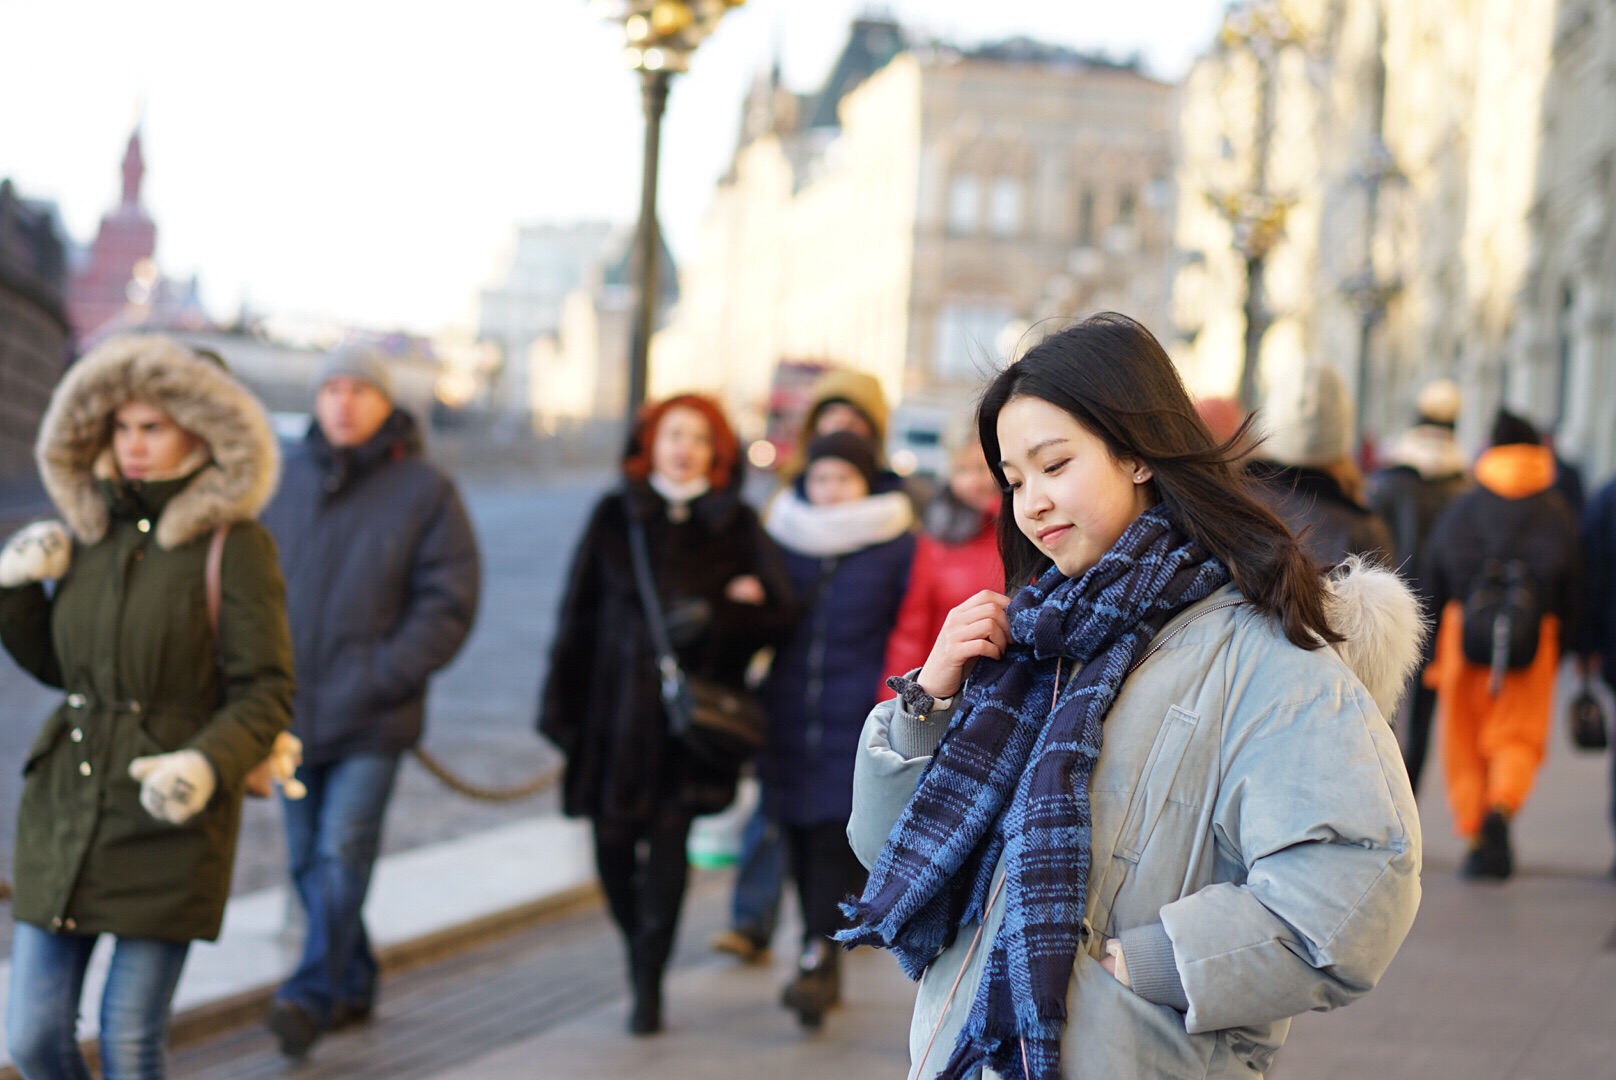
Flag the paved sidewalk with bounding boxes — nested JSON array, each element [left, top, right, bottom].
[[19, 670, 1611, 1078], [434, 692, 1616, 1079], [426, 926, 916, 1080]]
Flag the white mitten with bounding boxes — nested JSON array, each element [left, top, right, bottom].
[[129, 749, 217, 825], [0, 520, 72, 588], [267, 732, 307, 800]]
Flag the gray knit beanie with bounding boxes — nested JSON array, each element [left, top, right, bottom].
[[312, 344, 394, 401], [1260, 362, 1353, 467]]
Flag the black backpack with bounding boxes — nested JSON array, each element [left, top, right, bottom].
[[1460, 557, 1541, 691]]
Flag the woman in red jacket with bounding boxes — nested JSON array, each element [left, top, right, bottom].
[[881, 421, 1003, 692]]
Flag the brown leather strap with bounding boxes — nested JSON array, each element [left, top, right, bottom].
[[205, 524, 230, 642]]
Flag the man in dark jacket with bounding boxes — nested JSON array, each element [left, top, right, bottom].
[[261, 346, 481, 1056]]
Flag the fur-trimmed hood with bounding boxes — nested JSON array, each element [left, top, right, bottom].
[[35, 334, 280, 550], [1323, 555, 1428, 721]]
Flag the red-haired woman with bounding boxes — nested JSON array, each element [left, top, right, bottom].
[[538, 394, 797, 1035]]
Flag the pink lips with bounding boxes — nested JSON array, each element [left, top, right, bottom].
[[1037, 525, 1072, 547]]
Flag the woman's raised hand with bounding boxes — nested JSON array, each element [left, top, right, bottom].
[[916, 590, 1011, 699]]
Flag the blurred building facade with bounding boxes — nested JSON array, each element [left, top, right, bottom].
[[1513, 0, 1616, 480], [650, 18, 1176, 433], [476, 221, 615, 419], [0, 180, 70, 490], [1172, 0, 1616, 479], [514, 230, 678, 435]]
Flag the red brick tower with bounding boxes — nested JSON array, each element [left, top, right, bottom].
[[68, 128, 158, 342]]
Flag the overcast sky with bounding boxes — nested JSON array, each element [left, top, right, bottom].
[[0, 1, 1227, 334]]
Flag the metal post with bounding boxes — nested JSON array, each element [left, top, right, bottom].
[[1237, 52, 1277, 413], [628, 68, 670, 421]]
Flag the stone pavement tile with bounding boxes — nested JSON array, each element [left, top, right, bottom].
[[0, 816, 595, 1068], [428, 940, 917, 1079]]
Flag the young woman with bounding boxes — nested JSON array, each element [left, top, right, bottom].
[[537, 394, 796, 1036], [0, 334, 294, 1080], [759, 430, 915, 1028], [842, 314, 1423, 1080]]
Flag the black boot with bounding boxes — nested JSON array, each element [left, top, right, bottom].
[[781, 939, 841, 1029], [627, 932, 669, 1037], [628, 970, 663, 1037], [1461, 809, 1513, 880]]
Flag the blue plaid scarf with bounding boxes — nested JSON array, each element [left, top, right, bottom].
[[838, 504, 1229, 1080]]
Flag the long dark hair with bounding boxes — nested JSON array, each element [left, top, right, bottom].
[[978, 312, 1338, 650]]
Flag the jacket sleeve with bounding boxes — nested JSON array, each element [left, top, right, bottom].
[[371, 480, 482, 701], [187, 524, 295, 788], [1421, 503, 1458, 617], [1550, 497, 1584, 640], [880, 541, 933, 699], [0, 582, 64, 688], [1148, 682, 1422, 1034], [846, 694, 957, 868], [537, 498, 608, 755], [710, 510, 800, 654]]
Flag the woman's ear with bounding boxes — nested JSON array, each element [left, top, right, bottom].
[[1127, 459, 1153, 484]]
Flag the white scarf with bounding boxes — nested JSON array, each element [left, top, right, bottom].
[[764, 486, 914, 557], [1384, 425, 1466, 480], [649, 472, 711, 516]]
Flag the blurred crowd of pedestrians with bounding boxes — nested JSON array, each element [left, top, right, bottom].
[[3, 317, 1616, 1079]]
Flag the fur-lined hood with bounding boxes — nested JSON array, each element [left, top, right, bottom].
[[1323, 555, 1428, 721], [35, 334, 280, 550]]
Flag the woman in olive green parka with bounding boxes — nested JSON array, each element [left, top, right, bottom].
[[0, 334, 293, 1080]]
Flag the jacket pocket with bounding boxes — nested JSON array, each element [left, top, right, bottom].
[[1091, 706, 1203, 934], [1115, 705, 1200, 864]]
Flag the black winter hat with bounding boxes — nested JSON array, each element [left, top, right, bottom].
[[1490, 408, 1540, 448], [805, 430, 881, 490]]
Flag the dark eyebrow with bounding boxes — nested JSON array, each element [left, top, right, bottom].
[[1000, 436, 1070, 469]]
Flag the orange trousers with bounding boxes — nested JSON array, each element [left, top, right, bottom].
[[1425, 604, 1560, 838]]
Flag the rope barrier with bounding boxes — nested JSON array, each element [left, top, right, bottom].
[[408, 747, 563, 803], [0, 754, 561, 904]]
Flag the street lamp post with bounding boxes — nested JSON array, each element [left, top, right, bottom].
[[1212, 1, 1308, 411], [1342, 1, 1404, 454], [592, 0, 746, 420]]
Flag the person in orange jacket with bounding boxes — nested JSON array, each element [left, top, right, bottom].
[[1423, 409, 1582, 879]]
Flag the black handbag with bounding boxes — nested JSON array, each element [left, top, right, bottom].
[[627, 516, 766, 766], [1568, 677, 1609, 752]]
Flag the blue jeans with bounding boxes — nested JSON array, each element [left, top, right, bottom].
[[276, 753, 401, 1025], [7, 923, 190, 1080], [728, 801, 785, 942]]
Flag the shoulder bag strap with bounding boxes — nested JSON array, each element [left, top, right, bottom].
[[205, 523, 231, 645], [625, 515, 684, 706]]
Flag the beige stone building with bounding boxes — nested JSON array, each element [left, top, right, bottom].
[[1511, 0, 1616, 483], [651, 20, 1176, 435], [1172, 0, 1616, 482]]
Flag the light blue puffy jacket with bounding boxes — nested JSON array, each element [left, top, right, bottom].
[[848, 566, 1423, 1079]]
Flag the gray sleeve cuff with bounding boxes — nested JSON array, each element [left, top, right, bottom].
[[1118, 923, 1189, 1012], [887, 692, 955, 759]]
